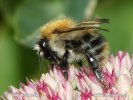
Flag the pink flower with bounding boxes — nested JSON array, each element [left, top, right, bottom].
[[1, 51, 133, 100]]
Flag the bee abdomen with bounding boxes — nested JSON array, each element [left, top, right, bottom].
[[81, 32, 109, 65]]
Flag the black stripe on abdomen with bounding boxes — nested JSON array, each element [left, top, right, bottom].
[[81, 33, 106, 61]]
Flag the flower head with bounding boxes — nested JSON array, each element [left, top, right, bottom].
[[1, 51, 133, 100]]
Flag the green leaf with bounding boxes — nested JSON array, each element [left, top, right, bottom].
[[12, 0, 89, 47]]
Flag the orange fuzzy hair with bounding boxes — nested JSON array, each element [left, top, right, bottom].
[[40, 18, 76, 40]]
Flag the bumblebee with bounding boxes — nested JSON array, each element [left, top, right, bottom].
[[34, 17, 109, 80]]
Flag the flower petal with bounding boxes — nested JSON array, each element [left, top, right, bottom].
[[116, 74, 131, 94], [127, 86, 133, 100], [41, 73, 57, 91], [121, 52, 132, 70], [66, 82, 74, 100]]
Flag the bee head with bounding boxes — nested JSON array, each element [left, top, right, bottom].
[[40, 18, 75, 40], [34, 38, 48, 57]]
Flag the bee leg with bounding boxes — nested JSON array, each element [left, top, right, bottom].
[[60, 50, 69, 67], [85, 51, 102, 80], [43, 50, 60, 70], [60, 49, 69, 79], [50, 52, 61, 69], [85, 51, 109, 89]]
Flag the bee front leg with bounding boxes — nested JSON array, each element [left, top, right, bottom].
[[43, 49, 61, 70], [49, 52, 61, 68]]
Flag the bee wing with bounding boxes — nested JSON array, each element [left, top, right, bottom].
[[77, 19, 109, 26], [75, 18, 109, 31], [54, 19, 109, 34]]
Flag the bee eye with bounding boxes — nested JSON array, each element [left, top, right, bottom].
[[43, 42, 46, 47]]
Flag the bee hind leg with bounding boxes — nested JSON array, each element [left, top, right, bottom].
[[85, 51, 102, 80], [84, 51, 109, 89]]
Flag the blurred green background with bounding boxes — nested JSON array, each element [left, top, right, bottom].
[[0, 0, 133, 95]]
